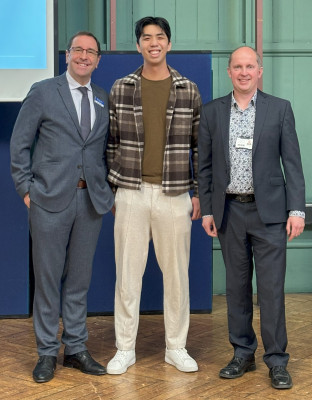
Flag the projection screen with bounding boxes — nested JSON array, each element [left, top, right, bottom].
[[0, 0, 57, 102]]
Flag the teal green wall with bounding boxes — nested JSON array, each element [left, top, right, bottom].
[[58, 0, 108, 51], [58, 0, 312, 293]]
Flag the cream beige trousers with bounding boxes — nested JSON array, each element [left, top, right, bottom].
[[114, 182, 193, 350]]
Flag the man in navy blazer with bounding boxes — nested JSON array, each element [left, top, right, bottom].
[[10, 32, 114, 383], [198, 47, 305, 389]]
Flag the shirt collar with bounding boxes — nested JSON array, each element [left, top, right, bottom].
[[231, 90, 257, 110], [66, 71, 92, 91]]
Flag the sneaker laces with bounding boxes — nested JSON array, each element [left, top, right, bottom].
[[113, 350, 131, 362], [174, 348, 190, 361]]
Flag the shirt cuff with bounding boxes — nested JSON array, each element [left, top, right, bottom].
[[289, 210, 305, 219]]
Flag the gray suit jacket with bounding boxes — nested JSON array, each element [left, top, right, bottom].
[[10, 73, 114, 214], [198, 90, 305, 229]]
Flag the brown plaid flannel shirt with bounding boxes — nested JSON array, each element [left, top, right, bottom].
[[106, 65, 202, 196]]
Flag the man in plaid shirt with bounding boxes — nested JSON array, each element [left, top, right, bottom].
[[106, 16, 202, 374]]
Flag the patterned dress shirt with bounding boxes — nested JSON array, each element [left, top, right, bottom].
[[227, 91, 257, 195]]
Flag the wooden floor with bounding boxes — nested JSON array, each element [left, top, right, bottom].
[[1, 294, 311, 400]]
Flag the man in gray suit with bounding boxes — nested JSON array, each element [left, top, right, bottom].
[[198, 46, 305, 389], [10, 31, 114, 383]]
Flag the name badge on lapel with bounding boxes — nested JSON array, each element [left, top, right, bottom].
[[94, 97, 105, 108], [236, 137, 253, 150]]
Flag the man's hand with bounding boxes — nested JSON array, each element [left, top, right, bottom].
[[202, 216, 218, 237], [24, 193, 30, 209], [191, 197, 201, 220], [286, 216, 305, 241]]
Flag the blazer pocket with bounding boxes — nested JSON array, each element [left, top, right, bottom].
[[269, 177, 285, 186]]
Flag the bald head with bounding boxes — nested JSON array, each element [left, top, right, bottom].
[[228, 46, 262, 68]]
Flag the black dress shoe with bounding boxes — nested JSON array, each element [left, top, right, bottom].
[[33, 355, 57, 383], [269, 366, 293, 389], [219, 356, 256, 379], [63, 350, 106, 375]]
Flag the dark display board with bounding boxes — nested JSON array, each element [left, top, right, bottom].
[[1, 102, 29, 317]]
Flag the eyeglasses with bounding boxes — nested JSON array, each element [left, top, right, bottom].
[[69, 47, 99, 57]]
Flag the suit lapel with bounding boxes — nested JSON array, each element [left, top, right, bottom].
[[87, 84, 107, 140], [253, 90, 269, 155], [219, 93, 232, 167], [57, 74, 82, 136]]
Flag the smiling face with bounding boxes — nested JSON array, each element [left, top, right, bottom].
[[66, 35, 101, 85], [227, 47, 263, 97], [136, 24, 171, 68]]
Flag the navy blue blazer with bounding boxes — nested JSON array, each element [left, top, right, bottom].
[[198, 90, 305, 229]]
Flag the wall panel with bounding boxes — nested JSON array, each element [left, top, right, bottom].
[[64, 0, 89, 42], [270, 57, 294, 102], [155, 0, 176, 39], [197, 0, 219, 43], [58, 0, 108, 50], [272, 0, 294, 43], [294, 0, 312, 42], [89, 0, 106, 47], [176, 0, 198, 43], [116, 0, 133, 47], [218, 0, 244, 44], [293, 57, 312, 200]]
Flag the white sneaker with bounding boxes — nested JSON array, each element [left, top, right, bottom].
[[107, 350, 136, 374], [165, 348, 198, 372]]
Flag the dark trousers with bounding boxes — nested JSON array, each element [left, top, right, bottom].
[[218, 198, 289, 368], [29, 188, 102, 356]]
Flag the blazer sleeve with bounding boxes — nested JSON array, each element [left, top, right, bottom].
[[10, 83, 43, 199], [106, 83, 120, 172], [280, 101, 305, 212]]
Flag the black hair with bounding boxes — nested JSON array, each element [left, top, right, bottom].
[[67, 31, 101, 53], [135, 16, 171, 44]]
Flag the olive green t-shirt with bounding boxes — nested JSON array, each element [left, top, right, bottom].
[[141, 75, 172, 184]]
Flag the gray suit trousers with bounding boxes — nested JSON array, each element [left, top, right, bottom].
[[29, 188, 102, 356]]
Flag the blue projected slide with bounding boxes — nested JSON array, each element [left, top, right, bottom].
[[0, 0, 46, 69]]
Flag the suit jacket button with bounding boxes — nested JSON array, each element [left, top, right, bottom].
[[77, 165, 82, 169]]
